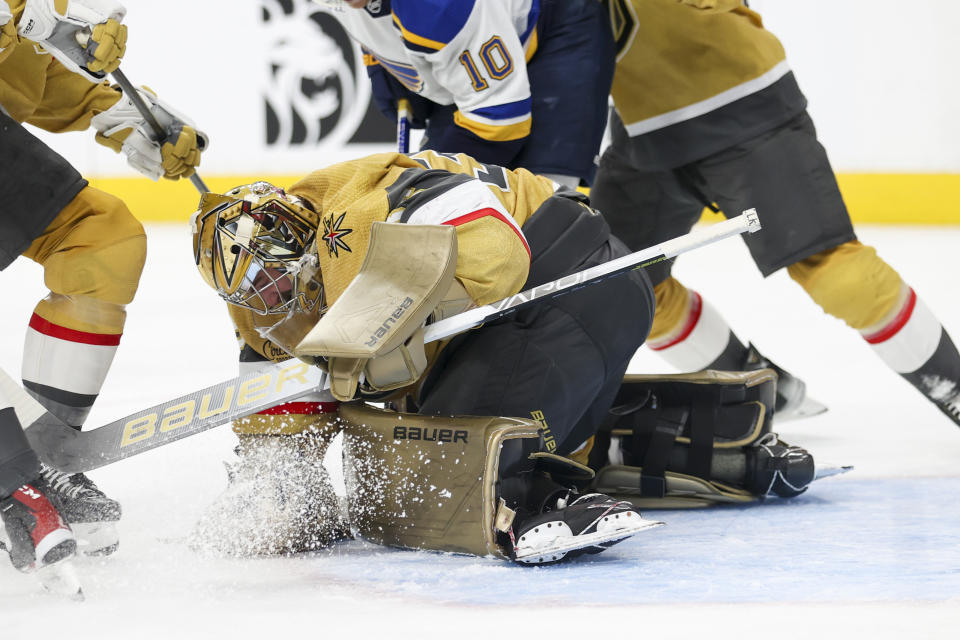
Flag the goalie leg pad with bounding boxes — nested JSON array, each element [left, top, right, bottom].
[[339, 402, 541, 559], [591, 370, 815, 506]]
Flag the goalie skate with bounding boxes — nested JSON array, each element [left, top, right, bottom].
[[512, 493, 663, 565]]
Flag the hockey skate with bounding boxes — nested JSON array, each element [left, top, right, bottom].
[[742, 343, 827, 422], [40, 465, 121, 556], [1, 477, 84, 599], [510, 492, 663, 565], [192, 432, 349, 557]]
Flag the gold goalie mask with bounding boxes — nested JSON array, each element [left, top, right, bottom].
[[191, 182, 324, 316]]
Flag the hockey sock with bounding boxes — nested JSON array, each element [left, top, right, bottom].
[[647, 280, 745, 371], [21, 312, 122, 429], [861, 285, 960, 425]]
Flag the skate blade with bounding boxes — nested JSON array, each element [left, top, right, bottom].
[[514, 517, 664, 564], [36, 561, 84, 601], [814, 462, 854, 481], [72, 522, 120, 557], [777, 395, 828, 422]]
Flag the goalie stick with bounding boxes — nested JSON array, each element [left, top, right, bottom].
[[5, 211, 760, 473], [0, 361, 324, 474], [424, 209, 760, 343]]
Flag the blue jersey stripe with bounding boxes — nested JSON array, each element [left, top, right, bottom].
[[376, 56, 423, 91], [392, 0, 476, 48], [469, 98, 533, 121], [520, 0, 540, 45]]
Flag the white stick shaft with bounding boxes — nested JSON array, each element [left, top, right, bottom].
[[423, 209, 761, 345]]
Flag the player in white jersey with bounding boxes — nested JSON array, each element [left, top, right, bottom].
[[319, 0, 614, 188]]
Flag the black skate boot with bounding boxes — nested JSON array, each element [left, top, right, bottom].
[[40, 465, 121, 556], [511, 492, 662, 565], [1, 477, 76, 572], [741, 343, 827, 421], [745, 433, 817, 498]]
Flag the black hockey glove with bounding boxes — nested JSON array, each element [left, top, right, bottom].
[[366, 61, 433, 128]]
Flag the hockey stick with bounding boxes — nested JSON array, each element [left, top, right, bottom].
[[110, 69, 210, 194], [424, 209, 761, 343], [1, 361, 324, 474], [397, 98, 411, 154], [75, 32, 209, 193], [7, 210, 759, 473], [110, 68, 210, 194]]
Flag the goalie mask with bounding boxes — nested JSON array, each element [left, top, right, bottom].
[[191, 182, 325, 316]]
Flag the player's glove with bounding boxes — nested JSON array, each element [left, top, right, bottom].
[[91, 85, 208, 181], [366, 59, 433, 129], [17, 0, 127, 81], [326, 326, 429, 400]]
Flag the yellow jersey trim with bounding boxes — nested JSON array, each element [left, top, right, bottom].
[[524, 28, 538, 62], [392, 14, 446, 51], [453, 110, 531, 142]]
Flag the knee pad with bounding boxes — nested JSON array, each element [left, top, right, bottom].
[[787, 241, 903, 331], [590, 370, 815, 507], [28, 187, 146, 332], [339, 402, 547, 559]]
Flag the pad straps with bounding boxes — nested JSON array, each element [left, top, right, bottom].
[[688, 388, 722, 481], [606, 402, 688, 499]]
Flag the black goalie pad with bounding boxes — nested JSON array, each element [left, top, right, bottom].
[[588, 369, 807, 506]]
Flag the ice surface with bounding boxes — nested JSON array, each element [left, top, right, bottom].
[[2, 224, 959, 638]]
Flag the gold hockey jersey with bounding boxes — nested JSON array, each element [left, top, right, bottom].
[[0, 26, 119, 131], [608, 0, 806, 169], [231, 150, 558, 362]]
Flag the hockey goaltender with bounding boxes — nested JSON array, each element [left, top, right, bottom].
[[186, 150, 820, 564]]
